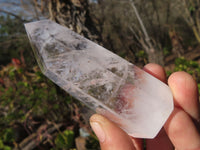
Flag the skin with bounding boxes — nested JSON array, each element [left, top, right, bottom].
[[89, 63, 200, 150]]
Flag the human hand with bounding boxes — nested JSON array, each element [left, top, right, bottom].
[[89, 63, 200, 150]]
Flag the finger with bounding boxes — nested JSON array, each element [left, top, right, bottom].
[[143, 63, 173, 149], [143, 63, 167, 83], [146, 128, 173, 150], [90, 114, 137, 150], [165, 72, 200, 149], [168, 71, 200, 120], [164, 108, 200, 150]]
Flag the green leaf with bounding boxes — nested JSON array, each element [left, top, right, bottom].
[[0, 139, 4, 149], [55, 130, 74, 149], [4, 146, 12, 150]]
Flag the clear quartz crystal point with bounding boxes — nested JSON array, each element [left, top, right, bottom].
[[25, 20, 174, 139]]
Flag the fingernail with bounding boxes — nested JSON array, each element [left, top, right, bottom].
[[90, 122, 105, 143]]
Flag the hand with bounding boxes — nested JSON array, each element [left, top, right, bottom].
[[89, 63, 200, 150]]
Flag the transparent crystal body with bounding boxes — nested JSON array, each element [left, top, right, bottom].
[[25, 20, 174, 138]]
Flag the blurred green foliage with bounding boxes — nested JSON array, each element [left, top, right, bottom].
[[0, 65, 57, 125], [0, 15, 34, 66], [0, 13, 100, 149], [0, 64, 52, 145], [85, 135, 100, 150], [0, 139, 11, 150], [53, 130, 75, 150], [0, 61, 100, 149], [167, 57, 200, 93]]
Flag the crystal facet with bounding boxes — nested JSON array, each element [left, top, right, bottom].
[[25, 20, 174, 138]]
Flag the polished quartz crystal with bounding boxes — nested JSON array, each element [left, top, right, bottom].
[[25, 20, 174, 138]]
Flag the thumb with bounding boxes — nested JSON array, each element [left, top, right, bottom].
[[90, 114, 136, 150]]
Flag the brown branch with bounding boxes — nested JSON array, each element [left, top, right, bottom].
[[13, 123, 63, 150], [129, 0, 152, 47], [0, 9, 27, 22], [165, 46, 200, 64]]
